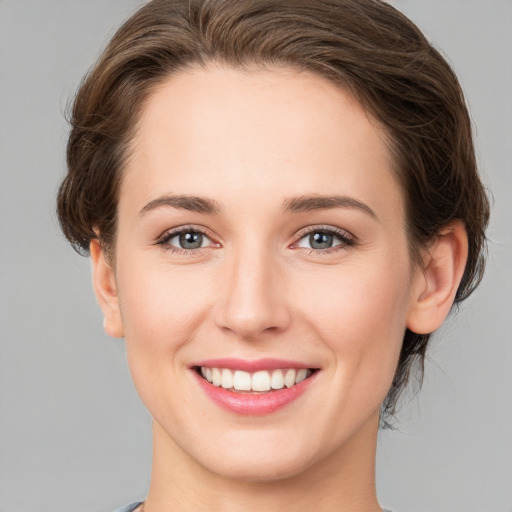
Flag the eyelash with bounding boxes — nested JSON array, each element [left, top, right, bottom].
[[155, 225, 219, 256], [292, 225, 356, 254], [155, 225, 356, 255]]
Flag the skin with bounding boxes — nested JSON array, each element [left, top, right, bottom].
[[91, 64, 468, 511]]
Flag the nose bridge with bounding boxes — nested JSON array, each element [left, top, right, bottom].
[[216, 238, 290, 339]]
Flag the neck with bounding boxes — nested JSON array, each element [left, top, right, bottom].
[[143, 411, 381, 512]]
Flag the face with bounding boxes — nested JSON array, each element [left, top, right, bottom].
[[103, 64, 422, 481]]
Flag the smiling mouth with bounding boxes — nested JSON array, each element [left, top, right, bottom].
[[195, 366, 318, 393]]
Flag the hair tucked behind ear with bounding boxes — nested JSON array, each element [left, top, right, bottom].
[[57, 0, 489, 421]]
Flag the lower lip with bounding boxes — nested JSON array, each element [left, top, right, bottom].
[[194, 371, 317, 415]]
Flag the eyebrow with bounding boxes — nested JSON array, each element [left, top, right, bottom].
[[282, 194, 378, 219], [139, 195, 221, 216], [139, 193, 377, 219]]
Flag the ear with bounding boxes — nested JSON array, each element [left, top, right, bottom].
[[406, 221, 468, 334], [90, 238, 125, 338]]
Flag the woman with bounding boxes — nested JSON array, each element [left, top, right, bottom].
[[57, 1, 489, 510]]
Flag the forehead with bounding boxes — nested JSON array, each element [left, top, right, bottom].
[[123, 64, 402, 222]]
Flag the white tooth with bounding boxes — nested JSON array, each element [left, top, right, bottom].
[[212, 368, 222, 386], [233, 370, 252, 391], [295, 369, 308, 384], [200, 367, 206, 378], [284, 369, 296, 388], [252, 371, 271, 391], [205, 367, 212, 382], [271, 369, 285, 390], [221, 368, 234, 389]]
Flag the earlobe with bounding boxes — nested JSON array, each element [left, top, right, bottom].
[[90, 239, 125, 338], [406, 221, 468, 335]]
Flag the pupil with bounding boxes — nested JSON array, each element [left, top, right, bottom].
[[310, 232, 333, 249], [179, 232, 202, 249]]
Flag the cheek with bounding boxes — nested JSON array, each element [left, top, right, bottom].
[[117, 252, 212, 328], [297, 257, 411, 376], [114, 255, 214, 376], [115, 258, 216, 413]]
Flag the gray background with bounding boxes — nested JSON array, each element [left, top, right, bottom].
[[0, 1, 510, 511]]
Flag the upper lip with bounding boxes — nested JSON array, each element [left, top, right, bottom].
[[192, 358, 317, 372]]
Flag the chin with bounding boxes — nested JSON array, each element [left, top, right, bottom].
[[183, 427, 331, 484], [200, 450, 315, 483]]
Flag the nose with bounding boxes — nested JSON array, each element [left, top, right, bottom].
[[214, 246, 291, 340]]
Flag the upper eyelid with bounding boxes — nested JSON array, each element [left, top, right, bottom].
[[294, 224, 354, 240], [157, 225, 217, 242]]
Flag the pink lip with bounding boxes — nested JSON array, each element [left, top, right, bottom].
[[192, 365, 318, 416], [193, 358, 313, 372]]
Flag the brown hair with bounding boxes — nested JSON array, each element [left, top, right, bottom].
[[57, 0, 489, 420]]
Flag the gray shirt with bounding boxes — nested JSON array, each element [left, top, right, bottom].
[[114, 502, 395, 511]]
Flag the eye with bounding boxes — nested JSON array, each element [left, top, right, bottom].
[[172, 231, 206, 250], [156, 226, 218, 253], [294, 227, 354, 252]]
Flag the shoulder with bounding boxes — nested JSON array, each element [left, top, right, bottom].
[[112, 502, 143, 512]]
